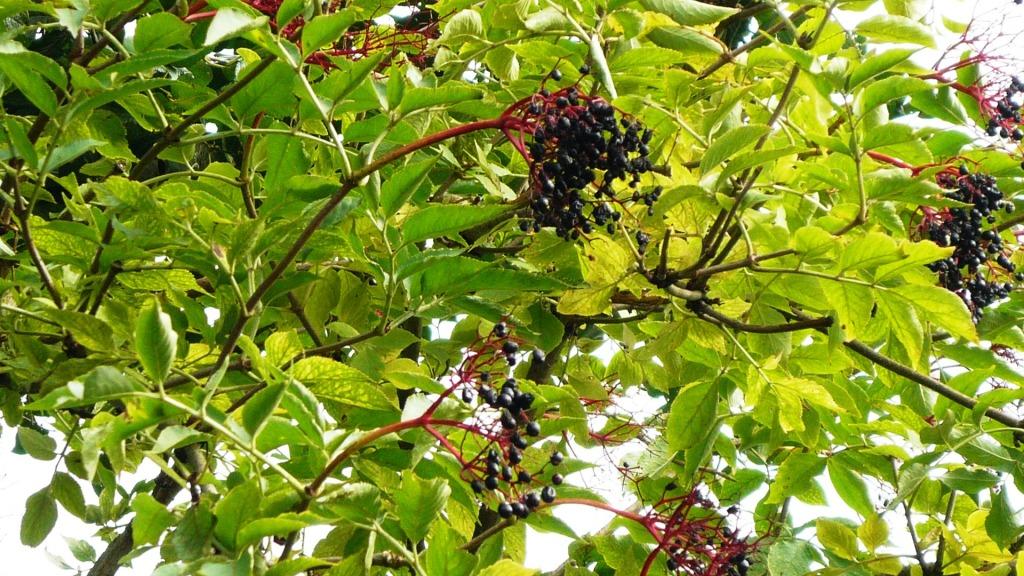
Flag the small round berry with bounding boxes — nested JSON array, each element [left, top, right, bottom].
[[579, 64, 590, 74], [494, 322, 508, 337], [485, 475, 500, 490], [550, 69, 562, 81], [471, 479, 485, 493], [525, 492, 542, 509], [496, 393, 513, 409], [512, 502, 530, 518], [518, 470, 533, 483], [552, 473, 564, 485], [512, 434, 529, 449], [667, 558, 679, 571], [541, 486, 556, 503], [486, 460, 501, 476], [508, 447, 523, 465], [550, 451, 564, 466], [526, 421, 541, 437], [498, 502, 514, 518], [502, 465, 514, 482], [531, 349, 546, 363], [502, 341, 520, 355]]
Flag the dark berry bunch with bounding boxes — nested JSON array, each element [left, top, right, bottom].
[[924, 165, 1019, 318], [984, 76, 1024, 142], [449, 322, 562, 521], [501, 73, 656, 240], [639, 487, 756, 576]]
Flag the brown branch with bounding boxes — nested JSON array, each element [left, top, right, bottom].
[[692, 302, 833, 334], [11, 201, 64, 308], [287, 292, 324, 347], [843, 339, 1021, 428], [129, 57, 278, 181], [697, 6, 813, 80], [931, 489, 956, 576], [87, 469, 181, 576]]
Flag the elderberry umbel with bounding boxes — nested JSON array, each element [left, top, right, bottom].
[[449, 321, 561, 520], [638, 486, 757, 576], [501, 82, 656, 240], [984, 76, 1024, 142], [924, 165, 1019, 318]]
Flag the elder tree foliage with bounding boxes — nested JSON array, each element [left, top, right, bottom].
[[4, 0, 1024, 575]]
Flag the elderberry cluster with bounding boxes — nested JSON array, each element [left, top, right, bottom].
[[657, 489, 751, 576], [984, 76, 1024, 142], [458, 322, 563, 521], [926, 165, 1019, 318], [515, 78, 655, 240]]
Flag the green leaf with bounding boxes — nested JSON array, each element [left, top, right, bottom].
[[386, 64, 405, 111], [26, 366, 147, 410], [850, 48, 918, 88], [647, 26, 724, 56], [816, 518, 859, 559], [265, 331, 304, 367], [524, 7, 571, 32], [301, 10, 357, 56], [556, 286, 615, 316], [402, 204, 508, 245], [862, 76, 931, 111], [767, 539, 819, 576], [395, 471, 450, 541], [855, 15, 936, 48], [398, 86, 484, 116], [0, 55, 57, 115], [986, 488, 1021, 549], [910, 87, 968, 124], [68, 538, 95, 562], [41, 138, 104, 173], [858, 514, 889, 552], [640, 0, 737, 26], [242, 382, 287, 438], [150, 425, 206, 454], [133, 12, 192, 52], [166, 502, 214, 562], [4, 116, 38, 167], [213, 480, 261, 552], [21, 487, 57, 547], [890, 462, 928, 508], [231, 61, 296, 120], [381, 157, 438, 216], [838, 232, 901, 272], [477, 560, 538, 576], [52, 472, 86, 519], [892, 283, 977, 342], [319, 52, 388, 103], [17, 427, 57, 461], [136, 299, 178, 384], [700, 124, 769, 175], [45, 309, 115, 351], [666, 380, 718, 451], [939, 468, 1000, 494], [767, 452, 825, 504], [132, 496, 171, 546], [237, 514, 315, 549], [828, 459, 874, 518], [440, 9, 484, 44], [291, 357, 394, 410], [205, 8, 267, 46]]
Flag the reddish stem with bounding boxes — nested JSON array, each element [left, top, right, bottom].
[[184, 10, 217, 22]]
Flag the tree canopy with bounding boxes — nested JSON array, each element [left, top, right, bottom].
[[3, 0, 1024, 575]]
